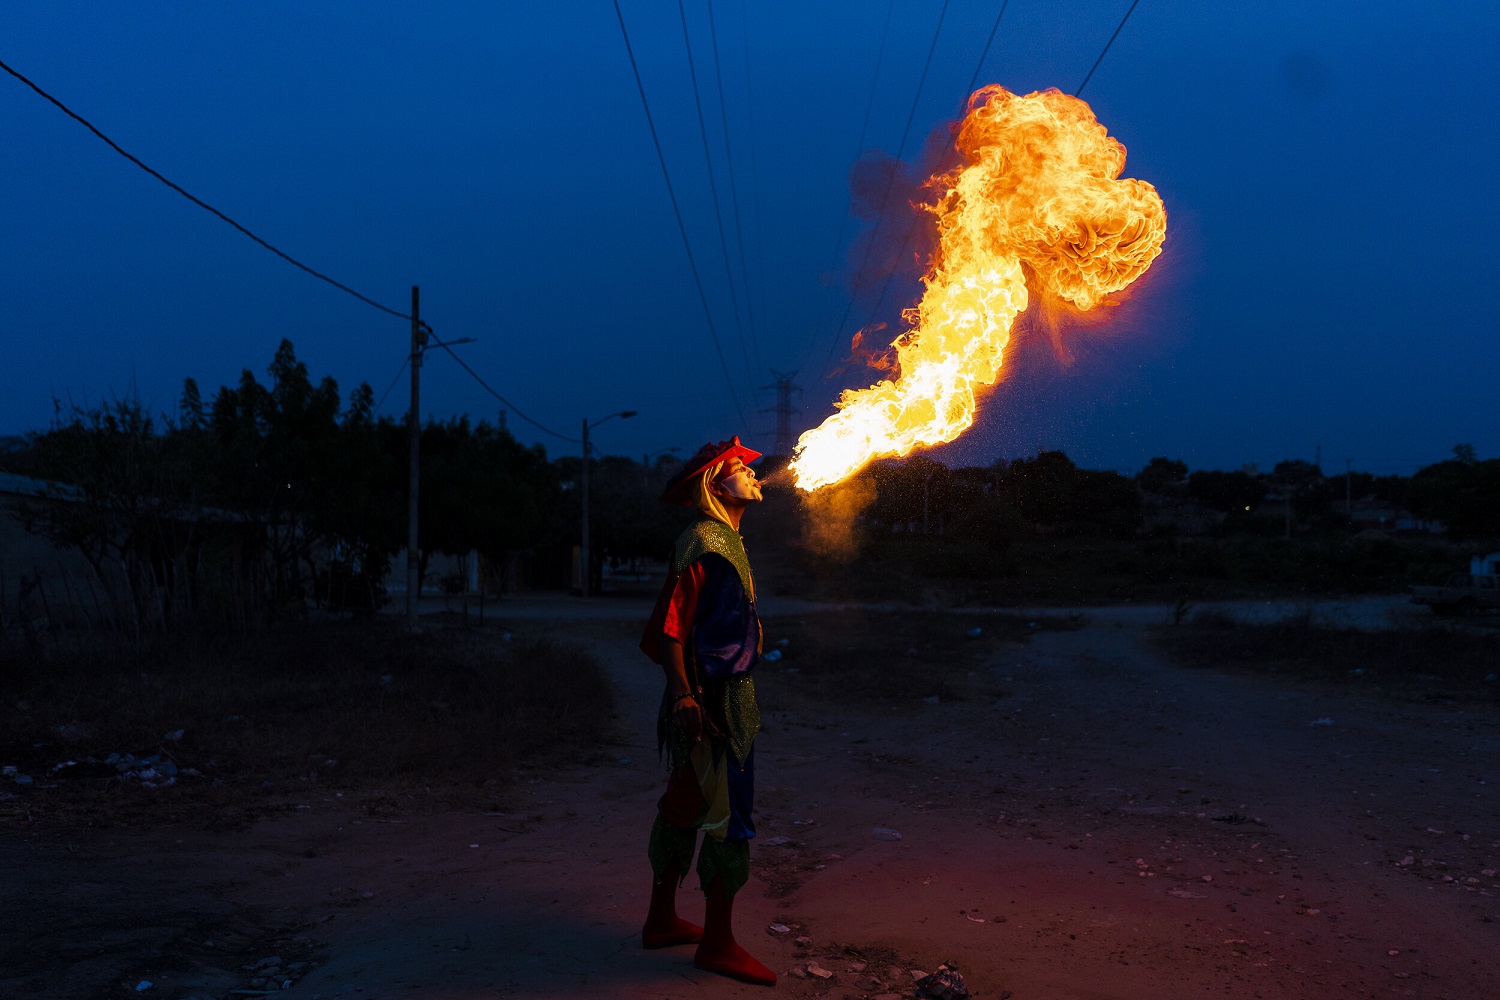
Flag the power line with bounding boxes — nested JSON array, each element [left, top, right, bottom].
[[738, 0, 770, 361], [707, 0, 762, 379], [426, 330, 579, 444], [821, 0, 1140, 376], [1076, 0, 1142, 97], [7, 53, 614, 451], [611, 0, 750, 429], [0, 56, 412, 322], [678, 0, 759, 406], [821, 0, 952, 371], [808, 0, 896, 366], [846, 0, 1014, 369], [963, 0, 1012, 99], [373, 357, 410, 414], [893, 0, 952, 164]]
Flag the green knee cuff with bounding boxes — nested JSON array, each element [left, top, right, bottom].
[[696, 837, 750, 899], [648, 815, 696, 883]]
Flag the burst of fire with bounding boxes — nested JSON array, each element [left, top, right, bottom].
[[789, 86, 1167, 492]]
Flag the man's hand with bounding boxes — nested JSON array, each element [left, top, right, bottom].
[[662, 638, 703, 742], [672, 694, 703, 742]]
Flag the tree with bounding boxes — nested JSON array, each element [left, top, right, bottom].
[[1186, 469, 1266, 513], [416, 417, 554, 582], [16, 397, 207, 635], [1272, 459, 1323, 488], [207, 340, 396, 615], [1409, 457, 1500, 538], [1137, 457, 1187, 495], [550, 450, 681, 592], [1000, 451, 1141, 537], [867, 455, 950, 531], [209, 340, 347, 612]]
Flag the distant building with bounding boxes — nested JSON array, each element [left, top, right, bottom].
[[0, 472, 105, 628], [1349, 496, 1444, 534]]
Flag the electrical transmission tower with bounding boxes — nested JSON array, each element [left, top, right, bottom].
[[758, 370, 802, 457]]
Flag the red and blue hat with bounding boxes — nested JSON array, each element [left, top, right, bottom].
[[660, 435, 761, 506]]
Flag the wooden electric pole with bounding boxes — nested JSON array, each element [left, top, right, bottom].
[[580, 418, 591, 598], [406, 285, 425, 630]]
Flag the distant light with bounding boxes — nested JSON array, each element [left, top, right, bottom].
[[1244, 505, 1250, 511]]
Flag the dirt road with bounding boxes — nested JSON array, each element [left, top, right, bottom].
[[4, 595, 1496, 999]]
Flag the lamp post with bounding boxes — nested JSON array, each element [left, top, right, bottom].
[[581, 410, 637, 597]]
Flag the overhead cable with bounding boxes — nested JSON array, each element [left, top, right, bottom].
[[737, 0, 770, 359], [847, 0, 1013, 367], [7, 54, 596, 449], [0, 56, 412, 322], [963, 0, 1012, 99], [707, 0, 763, 378], [427, 330, 579, 443], [808, 0, 896, 363], [678, 0, 760, 405], [824, 0, 1140, 375], [373, 357, 410, 414], [821, 0, 952, 370], [611, 0, 749, 428], [1076, 0, 1142, 97]]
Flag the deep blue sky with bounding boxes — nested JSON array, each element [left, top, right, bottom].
[[4, 1, 1497, 476]]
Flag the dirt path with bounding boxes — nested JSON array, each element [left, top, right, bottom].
[[4, 596, 1497, 999]]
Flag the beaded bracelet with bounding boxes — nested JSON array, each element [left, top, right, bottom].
[[670, 690, 698, 705]]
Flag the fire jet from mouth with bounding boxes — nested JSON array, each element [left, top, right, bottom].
[[789, 86, 1167, 492]]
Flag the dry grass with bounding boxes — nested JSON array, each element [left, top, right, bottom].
[[1152, 615, 1500, 706], [757, 609, 1077, 715], [0, 621, 614, 829]]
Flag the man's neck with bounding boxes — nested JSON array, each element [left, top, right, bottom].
[[718, 502, 746, 532]]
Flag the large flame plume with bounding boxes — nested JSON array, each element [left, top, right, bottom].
[[789, 86, 1167, 492]]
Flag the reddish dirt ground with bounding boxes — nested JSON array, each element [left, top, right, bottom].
[[3, 595, 1497, 999]]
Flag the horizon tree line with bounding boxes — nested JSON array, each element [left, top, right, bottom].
[[2, 341, 1494, 635]]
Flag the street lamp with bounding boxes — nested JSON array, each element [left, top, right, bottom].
[[580, 410, 637, 597]]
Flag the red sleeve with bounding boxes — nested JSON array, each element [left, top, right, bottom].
[[639, 561, 707, 662], [660, 561, 705, 645]]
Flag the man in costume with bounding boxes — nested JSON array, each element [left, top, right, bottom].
[[639, 435, 775, 986]]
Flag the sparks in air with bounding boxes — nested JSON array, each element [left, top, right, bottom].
[[789, 86, 1167, 492]]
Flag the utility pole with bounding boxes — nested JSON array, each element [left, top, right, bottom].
[[757, 369, 801, 456], [579, 410, 636, 598], [580, 417, 590, 598], [406, 286, 424, 630]]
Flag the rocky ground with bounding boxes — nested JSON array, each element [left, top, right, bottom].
[[2, 594, 1496, 999]]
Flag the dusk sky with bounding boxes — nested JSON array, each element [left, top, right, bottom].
[[4, 1, 1497, 478]]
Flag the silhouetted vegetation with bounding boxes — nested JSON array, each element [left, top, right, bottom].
[[753, 443, 1494, 607], [6, 341, 565, 631], [3, 342, 1496, 628]]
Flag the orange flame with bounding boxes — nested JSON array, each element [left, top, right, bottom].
[[790, 86, 1167, 492]]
